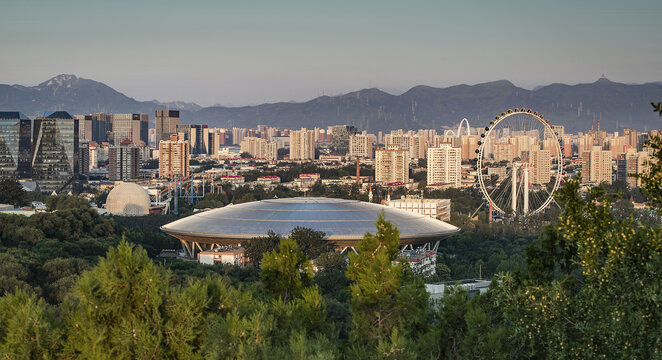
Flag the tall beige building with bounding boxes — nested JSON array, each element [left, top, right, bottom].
[[290, 128, 315, 160], [460, 135, 478, 161], [375, 146, 409, 183], [349, 134, 373, 158], [155, 110, 180, 143], [617, 150, 650, 188], [240, 136, 277, 161], [493, 142, 515, 162], [159, 134, 189, 179], [581, 145, 612, 185], [529, 148, 551, 185], [410, 136, 427, 160], [427, 143, 461, 187]]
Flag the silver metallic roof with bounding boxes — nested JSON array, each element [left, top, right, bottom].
[[161, 197, 459, 241]]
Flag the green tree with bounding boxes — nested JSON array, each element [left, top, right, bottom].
[[245, 231, 281, 266], [62, 239, 212, 359], [260, 238, 314, 302], [637, 103, 662, 212], [496, 176, 662, 358], [289, 227, 327, 260], [346, 214, 430, 356], [0, 289, 61, 358], [0, 178, 27, 206]]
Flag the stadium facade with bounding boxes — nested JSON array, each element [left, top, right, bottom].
[[161, 197, 459, 257]]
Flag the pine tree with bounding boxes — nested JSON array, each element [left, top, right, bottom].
[[0, 289, 61, 359]]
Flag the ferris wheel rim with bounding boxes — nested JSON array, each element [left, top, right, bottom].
[[475, 109, 563, 217]]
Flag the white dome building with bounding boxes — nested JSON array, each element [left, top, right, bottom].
[[105, 183, 151, 216]]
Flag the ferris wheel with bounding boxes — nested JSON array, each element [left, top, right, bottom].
[[475, 109, 563, 217]]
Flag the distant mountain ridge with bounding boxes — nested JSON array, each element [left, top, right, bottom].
[[0, 74, 201, 117], [1, 75, 661, 132]]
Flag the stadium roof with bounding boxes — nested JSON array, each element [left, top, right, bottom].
[[161, 197, 459, 248]]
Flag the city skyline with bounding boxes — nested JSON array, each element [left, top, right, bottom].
[[1, 0, 661, 106]]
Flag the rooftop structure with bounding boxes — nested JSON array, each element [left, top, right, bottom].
[[161, 197, 459, 257]]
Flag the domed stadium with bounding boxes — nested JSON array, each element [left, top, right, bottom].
[[161, 197, 459, 256], [105, 183, 151, 216]]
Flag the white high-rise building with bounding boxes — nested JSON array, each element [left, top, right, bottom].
[[290, 128, 315, 161], [375, 146, 409, 183], [427, 143, 461, 187]]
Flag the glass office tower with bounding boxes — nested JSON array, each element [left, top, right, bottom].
[[0, 112, 32, 179], [32, 111, 79, 193]]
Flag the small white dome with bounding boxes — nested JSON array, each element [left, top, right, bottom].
[[105, 183, 151, 216]]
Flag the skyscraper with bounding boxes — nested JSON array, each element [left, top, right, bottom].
[[32, 111, 79, 193], [290, 128, 315, 160], [155, 110, 180, 143], [159, 134, 189, 179], [0, 112, 32, 179], [427, 143, 461, 187], [375, 146, 409, 184], [109, 141, 141, 181], [176, 124, 209, 154], [110, 113, 147, 145]]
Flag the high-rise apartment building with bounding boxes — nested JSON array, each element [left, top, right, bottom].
[[159, 134, 189, 179], [410, 136, 427, 160], [32, 111, 79, 193], [240, 137, 277, 160], [623, 128, 640, 150], [290, 128, 315, 160], [427, 143, 461, 187], [616, 150, 649, 188], [375, 146, 409, 184], [109, 141, 141, 181], [493, 142, 515, 162], [529, 148, 550, 185], [581, 145, 612, 185], [155, 110, 180, 143], [384, 134, 411, 152], [460, 135, 478, 161], [349, 134, 373, 158], [0, 112, 32, 179]]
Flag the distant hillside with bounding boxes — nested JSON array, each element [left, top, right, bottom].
[[0, 74, 201, 117], [1, 75, 661, 132], [188, 78, 662, 133]]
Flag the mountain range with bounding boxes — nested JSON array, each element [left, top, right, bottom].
[[1, 74, 661, 133]]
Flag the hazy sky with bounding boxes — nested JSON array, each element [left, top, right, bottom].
[[1, 0, 661, 106]]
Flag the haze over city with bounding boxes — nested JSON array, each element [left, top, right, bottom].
[[2, 0, 662, 106]]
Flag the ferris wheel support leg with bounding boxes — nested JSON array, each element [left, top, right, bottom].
[[511, 164, 517, 214], [523, 167, 529, 215]]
